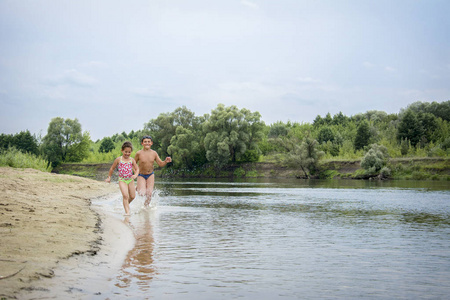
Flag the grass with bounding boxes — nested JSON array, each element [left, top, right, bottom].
[[0, 148, 52, 172]]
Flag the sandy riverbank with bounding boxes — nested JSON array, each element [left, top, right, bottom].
[[0, 167, 120, 299]]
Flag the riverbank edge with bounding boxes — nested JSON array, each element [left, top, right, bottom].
[[53, 157, 450, 181]]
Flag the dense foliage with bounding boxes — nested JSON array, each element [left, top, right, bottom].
[[1, 101, 449, 176], [0, 130, 39, 155], [41, 117, 90, 167]]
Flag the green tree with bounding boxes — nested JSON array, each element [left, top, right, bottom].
[[400, 138, 410, 156], [241, 108, 265, 162], [0, 131, 39, 155], [354, 120, 371, 150], [167, 126, 200, 169], [406, 100, 450, 122], [41, 117, 90, 167], [99, 137, 115, 153], [268, 122, 289, 138], [317, 126, 334, 144], [418, 112, 438, 145], [0, 134, 12, 151], [324, 113, 333, 125], [283, 134, 324, 178], [203, 104, 264, 167], [397, 110, 422, 147], [332, 111, 348, 125], [144, 106, 199, 157], [313, 115, 324, 127]]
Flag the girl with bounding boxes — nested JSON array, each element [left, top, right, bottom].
[[105, 141, 139, 215]]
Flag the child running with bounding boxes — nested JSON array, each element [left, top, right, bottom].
[[135, 135, 172, 206], [105, 141, 139, 215]]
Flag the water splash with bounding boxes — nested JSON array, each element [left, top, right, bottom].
[[98, 189, 160, 217], [135, 190, 160, 213]]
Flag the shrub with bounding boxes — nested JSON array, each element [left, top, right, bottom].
[[380, 167, 391, 178], [233, 167, 246, 177], [0, 148, 52, 172], [360, 144, 389, 174]]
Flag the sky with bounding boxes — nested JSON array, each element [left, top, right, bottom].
[[0, 0, 449, 141]]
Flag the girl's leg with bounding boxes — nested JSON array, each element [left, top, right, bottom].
[[144, 175, 155, 206], [128, 181, 136, 204], [119, 181, 131, 215]]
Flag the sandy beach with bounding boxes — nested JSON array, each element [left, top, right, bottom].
[[0, 167, 119, 299]]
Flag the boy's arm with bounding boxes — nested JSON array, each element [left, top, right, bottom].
[[134, 151, 140, 165], [155, 152, 172, 167]]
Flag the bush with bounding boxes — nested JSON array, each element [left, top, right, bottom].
[[233, 167, 246, 177], [380, 167, 391, 178], [0, 148, 52, 172], [360, 144, 389, 174], [239, 149, 260, 162]]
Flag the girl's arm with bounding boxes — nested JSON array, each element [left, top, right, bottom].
[[132, 159, 139, 179], [105, 158, 119, 183]]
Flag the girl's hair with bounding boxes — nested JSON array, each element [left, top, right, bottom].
[[121, 141, 133, 151]]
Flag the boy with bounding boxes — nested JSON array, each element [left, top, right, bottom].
[[135, 135, 172, 206]]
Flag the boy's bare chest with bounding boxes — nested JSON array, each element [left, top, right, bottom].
[[139, 151, 156, 163]]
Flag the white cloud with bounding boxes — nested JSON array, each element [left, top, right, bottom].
[[385, 66, 396, 72], [80, 61, 108, 69], [45, 69, 97, 88], [241, 0, 259, 9], [130, 86, 164, 98], [297, 77, 321, 84], [363, 61, 376, 68]]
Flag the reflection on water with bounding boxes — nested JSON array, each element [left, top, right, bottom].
[[115, 213, 157, 291], [100, 179, 450, 299]]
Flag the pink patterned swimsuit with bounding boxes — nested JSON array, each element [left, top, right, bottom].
[[118, 157, 133, 181]]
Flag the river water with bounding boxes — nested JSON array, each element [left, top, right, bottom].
[[24, 179, 450, 299]]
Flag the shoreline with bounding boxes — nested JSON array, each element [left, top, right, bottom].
[[0, 167, 133, 299], [53, 157, 450, 181], [15, 204, 136, 299]]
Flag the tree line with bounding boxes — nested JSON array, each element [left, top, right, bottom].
[[1, 101, 449, 177]]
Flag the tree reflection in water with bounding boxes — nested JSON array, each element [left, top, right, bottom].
[[115, 212, 157, 290]]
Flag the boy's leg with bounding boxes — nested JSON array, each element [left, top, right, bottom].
[[128, 182, 136, 204], [144, 175, 155, 206], [136, 175, 146, 196], [119, 181, 131, 215]]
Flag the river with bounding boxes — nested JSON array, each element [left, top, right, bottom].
[[22, 179, 450, 299]]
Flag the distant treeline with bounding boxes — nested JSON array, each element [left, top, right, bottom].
[[1, 101, 449, 177]]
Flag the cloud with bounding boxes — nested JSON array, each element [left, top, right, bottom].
[[384, 66, 396, 72], [45, 69, 97, 88], [130, 87, 162, 98], [80, 61, 108, 69], [297, 77, 321, 84], [363, 61, 376, 68], [241, 0, 259, 9]]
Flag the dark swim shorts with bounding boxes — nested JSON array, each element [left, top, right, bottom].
[[138, 172, 154, 180]]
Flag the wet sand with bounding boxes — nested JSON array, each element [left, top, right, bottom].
[[0, 167, 130, 299]]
